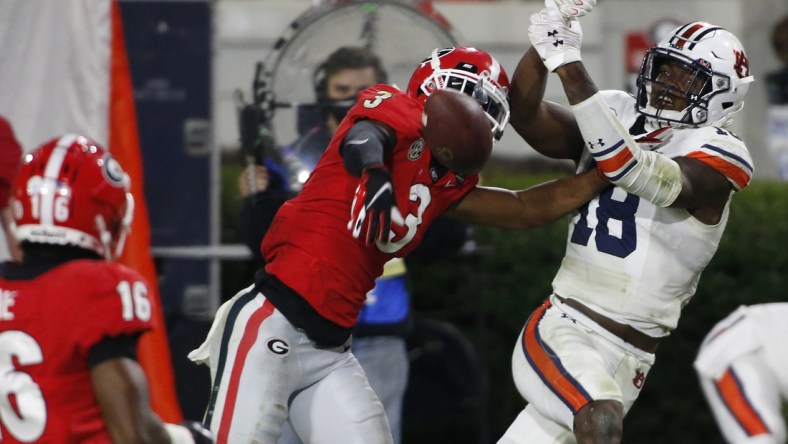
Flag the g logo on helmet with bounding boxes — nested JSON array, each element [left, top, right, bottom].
[[102, 155, 127, 187], [266, 338, 290, 357]]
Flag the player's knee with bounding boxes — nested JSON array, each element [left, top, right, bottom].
[[573, 400, 623, 444]]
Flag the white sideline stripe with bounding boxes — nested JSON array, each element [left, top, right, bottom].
[[40, 134, 79, 225]]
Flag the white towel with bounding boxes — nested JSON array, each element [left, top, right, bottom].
[[188, 283, 256, 365]]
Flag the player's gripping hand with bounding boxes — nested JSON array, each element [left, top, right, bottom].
[[548, 0, 596, 20], [349, 164, 397, 245], [528, 8, 583, 72]]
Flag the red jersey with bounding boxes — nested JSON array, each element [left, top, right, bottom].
[[0, 116, 22, 207], [0, 260, 154, 443], [263, 85, 478, 327]]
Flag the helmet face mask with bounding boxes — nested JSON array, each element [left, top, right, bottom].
[[636, 22, 753, 128], [406, 46, 511, 141], [638, 48, 716, 125], [13, 134, 133, 261]]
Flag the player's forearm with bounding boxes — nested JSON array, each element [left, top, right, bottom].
[[510, 47, 549, 133], [513, 169, 607, 227], [510, 49, 585, 161], [449, 170, 606, 230], [340, 120, 394, 176], [571, 92, 682, 207], [555, 61, 599, 105]]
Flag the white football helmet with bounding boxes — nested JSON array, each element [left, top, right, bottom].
[[636, 22, 754, 127]]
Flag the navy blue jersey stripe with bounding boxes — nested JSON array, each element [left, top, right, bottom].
[[591, 139, 626, 157], [687, 26, 721, 50], [702, 144, 753, 173], [607, 159, 639, 182], [203, 287, 259, 425], [522, 305, 593, 414]]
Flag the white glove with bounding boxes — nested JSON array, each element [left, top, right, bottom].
[[546, 0, 597, 20], [528, 9, 583, 72]]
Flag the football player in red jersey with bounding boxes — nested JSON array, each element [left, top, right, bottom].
[[0, 115, 22, 263], [0, 135, 212, 443], [190, 46, 608, 444]]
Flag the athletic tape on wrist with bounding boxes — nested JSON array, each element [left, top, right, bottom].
[[571, 92, 682, 207], [544, 49, 581, 72]]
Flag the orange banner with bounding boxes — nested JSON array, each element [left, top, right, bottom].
[[109, 0, 183, 423]]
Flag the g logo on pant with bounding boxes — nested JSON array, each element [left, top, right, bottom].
[[266, 338, 290, 357]]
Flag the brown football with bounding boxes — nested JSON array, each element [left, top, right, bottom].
[[422, 88, 493, 175]]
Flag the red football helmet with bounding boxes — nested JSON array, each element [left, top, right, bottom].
[[406, 46, 510, 141], [12, 134, 134, 261]]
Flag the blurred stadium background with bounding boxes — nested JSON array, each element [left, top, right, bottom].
[[1, 1, 786, 442]]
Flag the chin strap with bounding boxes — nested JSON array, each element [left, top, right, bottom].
[[572, 92, 682, 207]]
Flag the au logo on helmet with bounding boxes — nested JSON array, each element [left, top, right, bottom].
[[733, 49, 750, 79]]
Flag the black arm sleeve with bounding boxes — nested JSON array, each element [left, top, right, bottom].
[[340, 120, 396, 177], [87, 334, 139, 369]]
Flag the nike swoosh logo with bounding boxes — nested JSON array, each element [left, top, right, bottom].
[[345, 138, 369, 146]]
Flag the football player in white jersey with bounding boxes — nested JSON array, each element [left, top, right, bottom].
[[694, 303, 788, 444], [497, 1, 755, 443]]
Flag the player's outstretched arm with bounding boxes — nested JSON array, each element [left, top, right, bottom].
[[560, 63, 737, 224], [509, 47, 585, 162], [342, 120, 398, 245], [446, 169, 608, 230], [535, 11, 732, 217], [556, 62, 734, 217]]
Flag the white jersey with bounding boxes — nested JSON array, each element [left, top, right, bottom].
[[552, 90, 753, 337], [694, 304, 788, 443], [695, 303, 788, 389]]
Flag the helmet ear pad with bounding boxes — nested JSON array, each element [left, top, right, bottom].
[[313, 61, 329, 103]]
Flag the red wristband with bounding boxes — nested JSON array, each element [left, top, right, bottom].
[[595, 165, 609, 182]]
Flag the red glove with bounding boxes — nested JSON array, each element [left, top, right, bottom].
[[348, 164, 397, 245]]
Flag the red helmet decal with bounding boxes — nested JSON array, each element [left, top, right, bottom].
[[733, 49, 750, 79]]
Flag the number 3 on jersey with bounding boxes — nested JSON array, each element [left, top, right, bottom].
[[571, 187, 640, 258], [363, 91, 393, 108]]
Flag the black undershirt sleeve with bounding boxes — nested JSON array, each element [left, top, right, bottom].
[[87, 334, 139, 369], [340, 120, 396, 176]]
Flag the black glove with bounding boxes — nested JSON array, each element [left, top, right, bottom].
[[182, 421, 214, 444], [349, 164, 397, 245]]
